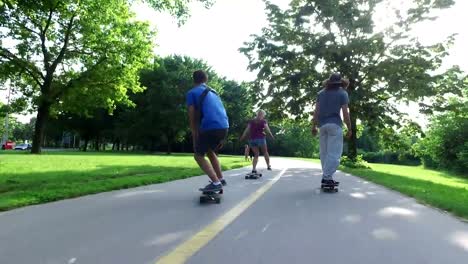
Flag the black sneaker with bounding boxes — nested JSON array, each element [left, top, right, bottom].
[[267, 166, 272, 170], [252, 170, 257, 174], [200, 182, 222, 192], [220, 178, 227, 186], [324, 179, 339, 186]]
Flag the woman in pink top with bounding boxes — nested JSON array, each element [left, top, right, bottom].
[[240, 110, 275, 173]]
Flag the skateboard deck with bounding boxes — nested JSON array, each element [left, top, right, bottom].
[[321, 182, 339, 193], [199, 188, 223, 204], [245, 172, 262, 179]]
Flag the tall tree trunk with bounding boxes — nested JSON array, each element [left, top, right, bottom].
[[31, 102, 51, 154], [94, 134, 100, 151], [166, 134, 172, 154], [167, 141, 172, 154], [83, 139, 89, 152], [150, 138, 156, 152]]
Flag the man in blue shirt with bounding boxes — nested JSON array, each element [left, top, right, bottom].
[[187, 70, 229, 192]]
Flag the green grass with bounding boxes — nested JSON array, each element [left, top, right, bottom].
[[299, 157, 468, 220], [0, 151, 249, 211], [341, 164, 468, 219]]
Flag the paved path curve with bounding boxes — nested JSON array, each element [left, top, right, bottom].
[[1, 158, 467, 264]]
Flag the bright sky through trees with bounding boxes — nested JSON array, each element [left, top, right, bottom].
[[2, 0, 467, 127]]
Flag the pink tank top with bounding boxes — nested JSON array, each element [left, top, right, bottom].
[[249, 119, 267, 140]]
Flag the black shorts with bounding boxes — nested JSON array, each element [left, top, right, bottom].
[[195, 129, 228, 156]]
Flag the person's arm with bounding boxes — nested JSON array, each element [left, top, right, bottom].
[[311, 103, 320, 136], [240, 124, 250, 141], [341, 104, 352, 138], [188, 105, 198, 147], [340, 90, 352, 138], [265, 123, 274, 140]]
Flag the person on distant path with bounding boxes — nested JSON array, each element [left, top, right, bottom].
[[311, 73, 352, 186], [240, 110, 275, 173], [186, 70, 229, 192]]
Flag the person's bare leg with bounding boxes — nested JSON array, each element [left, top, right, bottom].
[[194, 154, 219, 182], [207, 150, 223, 180], [252, 146, 260, 171], [260, 144, 271, 168]]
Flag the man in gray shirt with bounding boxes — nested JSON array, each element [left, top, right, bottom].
[[312, 73, 352, 186]]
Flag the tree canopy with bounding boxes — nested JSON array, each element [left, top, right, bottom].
[[241, 0, 466, 159], [414, 86, 468, 172], [0, 0, 212, 153]]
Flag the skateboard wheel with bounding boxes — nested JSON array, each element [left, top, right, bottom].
[[215, 197, 221, 204], [259, 174, 262, 177], [200, 197, 205, 203], [245, 176, 248, 179]]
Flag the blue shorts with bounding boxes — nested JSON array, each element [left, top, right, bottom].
[[249, 138, 266, 147]]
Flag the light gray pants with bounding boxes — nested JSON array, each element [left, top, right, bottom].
[[319, 123, 343, 180]]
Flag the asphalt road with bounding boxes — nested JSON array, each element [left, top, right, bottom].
[[1, 158, 467, 264]]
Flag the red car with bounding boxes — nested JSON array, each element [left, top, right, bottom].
[[1, 141, 15, 150]]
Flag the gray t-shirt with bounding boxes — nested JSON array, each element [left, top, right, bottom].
[[317, 88, 349, 127]]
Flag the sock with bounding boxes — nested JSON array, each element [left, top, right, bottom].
[[213, 181, 221, 186]]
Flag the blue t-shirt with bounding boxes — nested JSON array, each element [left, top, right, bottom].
[[317, 88, 349, 127], [186, 84, 229, 131]]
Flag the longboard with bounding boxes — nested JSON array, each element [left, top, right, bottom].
[[199, 188, 223, 204], [245, 172, 262, 179], [321, 182, 339, 193]]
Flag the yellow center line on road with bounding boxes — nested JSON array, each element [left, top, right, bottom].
[[155, 168, 287, 264]]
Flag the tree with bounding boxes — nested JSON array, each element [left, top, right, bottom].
[[0, 0, 153, 153], [132, 0, 214, 23], [52, 110, 115, 151], [220, 80, 254, 152], [414, 87, 468, 172], [11, 119, 34, 142], [42, 55, 250, 154], [0, 0, 213, 154], [129, 56, 222, 153], [357, 126, 380, 153], [241, 0, 465, 160], [0, 102, 6, 118], [268, 119, 319, 158], [0, 114, 16, 141]]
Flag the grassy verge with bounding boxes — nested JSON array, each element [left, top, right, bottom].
[[0, 151, 249, 211], [297, 157, 468, 220], [340, 164, 468, 219]]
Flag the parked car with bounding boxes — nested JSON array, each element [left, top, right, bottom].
[[14, 143, 32, 150], [1, 141, 15, 150]]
